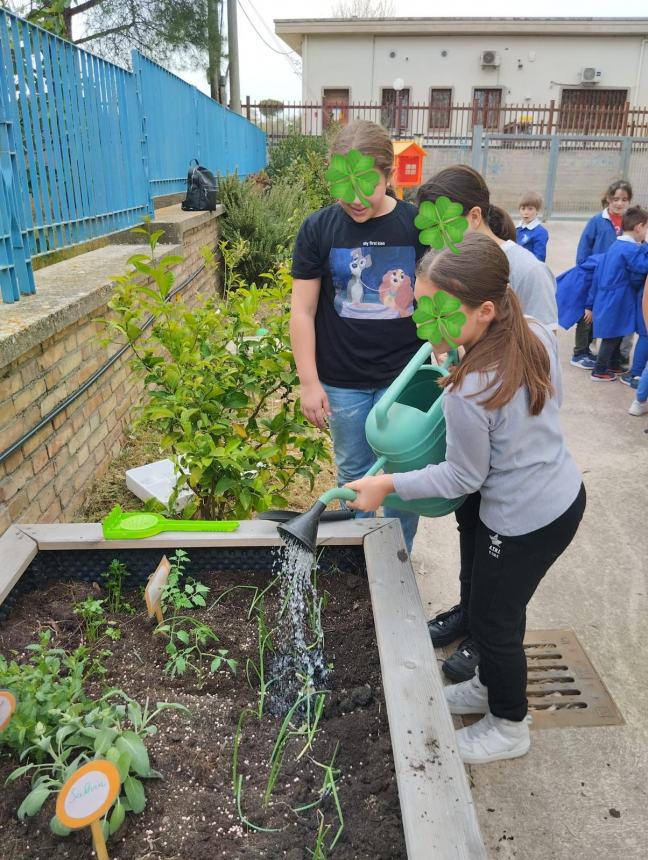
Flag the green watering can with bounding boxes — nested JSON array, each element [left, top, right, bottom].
[[278, 343, 465, 553]]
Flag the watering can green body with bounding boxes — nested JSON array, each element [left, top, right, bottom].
[[363, 342, 465, 518]]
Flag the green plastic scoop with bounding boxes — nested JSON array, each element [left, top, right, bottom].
[[102, 505, 240, 539]]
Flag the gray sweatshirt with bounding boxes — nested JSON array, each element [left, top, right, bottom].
[[503, 241, 558, 330], [392, 323, 582, 536]]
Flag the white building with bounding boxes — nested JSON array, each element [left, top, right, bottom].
[[275, 17, 648, 134]]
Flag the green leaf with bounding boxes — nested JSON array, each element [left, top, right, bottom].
[[325, 149, 381, 207], [414, 197, 469, 253], [115, 732, 150, 778], [175, 629, 190, 645], [94, 728, 118, 755], [411, 290, 467, 347], [124, 776, 146, 814], [109, 799, 126, 835], [18, 785, 51, 820], [50, 815, 71, 837]]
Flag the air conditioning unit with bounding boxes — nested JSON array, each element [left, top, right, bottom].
[[480, 50, 500, 68], [581, 67, 603, 84]]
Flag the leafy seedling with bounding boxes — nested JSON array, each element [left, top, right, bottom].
[[414, 197, 469, 254], [325, 149, 381, 208], [412, 292, 467, 348]]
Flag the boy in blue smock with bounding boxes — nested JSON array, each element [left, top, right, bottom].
[[586, 206, 648, 381], [516, 191, 549, 262]]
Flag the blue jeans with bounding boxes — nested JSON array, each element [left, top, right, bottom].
[[630, 335, 648, 378], [323, 384, 419, 553]]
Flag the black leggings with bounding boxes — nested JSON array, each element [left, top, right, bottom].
[[454, 485, 586, 721]]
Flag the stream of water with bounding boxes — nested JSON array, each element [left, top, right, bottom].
[[268, 537, 327, 714]]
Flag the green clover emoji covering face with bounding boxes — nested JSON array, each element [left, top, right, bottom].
[[412, 292, 467, 348], [325, 149, 382, 209], [414, 197, 469, 254]]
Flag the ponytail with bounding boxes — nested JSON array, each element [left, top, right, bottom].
[[417, 234, 553, 415]]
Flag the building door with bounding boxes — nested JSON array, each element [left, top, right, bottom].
[[381, 88, 411, 132], [559, 89, 628, 133], [472, 88, 502, 129], [323, 89, 349, 128]]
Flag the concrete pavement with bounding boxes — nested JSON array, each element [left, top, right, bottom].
[[411, 221, 648, 859]]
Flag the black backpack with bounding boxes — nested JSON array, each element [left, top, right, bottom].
[[181, 159, 217, 212]]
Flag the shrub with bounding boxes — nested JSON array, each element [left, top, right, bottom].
[[267, 134, 332, 216], [218, 174, 311, 284], [105, 232, 329, 520]]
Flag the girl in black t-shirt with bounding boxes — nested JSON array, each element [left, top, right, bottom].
[[290, 120, 425, 552]]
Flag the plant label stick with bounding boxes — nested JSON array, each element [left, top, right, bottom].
[[145, 555, 171, 624], [0, 690, 16, 730], [56, 760, 120, 860]]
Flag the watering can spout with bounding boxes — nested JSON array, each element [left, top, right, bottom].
[[277, 501, 327, 555]]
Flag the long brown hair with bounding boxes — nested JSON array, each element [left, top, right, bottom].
[[418, 164, 515, 241], [418, 233, 553, 415]]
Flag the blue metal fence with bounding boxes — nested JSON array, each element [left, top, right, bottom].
[[0, 11, 267, 304]]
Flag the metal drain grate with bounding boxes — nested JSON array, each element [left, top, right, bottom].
[[522, 629, 624, 729], [442, 629, 624, 730]]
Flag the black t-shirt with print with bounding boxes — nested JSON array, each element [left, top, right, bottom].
[[292, 200, 426, 388]]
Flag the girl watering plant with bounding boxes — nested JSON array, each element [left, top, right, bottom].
[[345, 233, 586, 764], [290, 120, 425, 553]]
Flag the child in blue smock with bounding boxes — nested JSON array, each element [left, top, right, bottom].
[[586, 206, 648, 381], [571, 179, 633, 369], [516, 191, 548, 262]]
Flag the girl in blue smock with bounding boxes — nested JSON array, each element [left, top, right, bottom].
[[571, 180, 633, 368], [586, 206, 648, 381]]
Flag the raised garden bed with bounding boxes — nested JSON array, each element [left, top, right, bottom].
[[0, 521, 486, 859]]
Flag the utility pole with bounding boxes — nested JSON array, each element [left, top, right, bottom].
[[207, 0, 221, 102], [227, 0, 242, 114]]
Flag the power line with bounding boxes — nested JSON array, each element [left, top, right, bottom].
[[236, 0, 293, 55]]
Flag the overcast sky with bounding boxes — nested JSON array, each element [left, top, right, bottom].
[[177, 1, 648, 102]]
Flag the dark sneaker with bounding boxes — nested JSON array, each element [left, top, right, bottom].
[[442, 637, 480, 682], [608, 364, 627, 375], [620, 371, 641, 387], [591, 371, 617, 382], [570, 355, 596, 369], [427, 604, 469, 647]]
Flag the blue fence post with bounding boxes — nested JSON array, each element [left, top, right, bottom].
[[620, 136, 632, 179], [544, 135, 560, 220], [0, 53, 35, 302], [131, 50, 154, 216]]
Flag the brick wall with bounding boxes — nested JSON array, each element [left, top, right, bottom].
[[0, 216, 220, 535]]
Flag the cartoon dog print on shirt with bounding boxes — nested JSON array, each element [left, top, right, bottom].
[[330, 246, 416, 319]]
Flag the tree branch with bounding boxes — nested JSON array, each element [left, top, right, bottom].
[[73, 20, 134, 45]]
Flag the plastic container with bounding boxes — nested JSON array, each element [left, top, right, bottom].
[[125, 459, 194, 511]]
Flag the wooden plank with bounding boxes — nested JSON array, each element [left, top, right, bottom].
[[16, 518, 385, 551], [364, 521, 487, 860], [0, 527, 38, 607]]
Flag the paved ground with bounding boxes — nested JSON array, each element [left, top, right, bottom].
[[412, 221, 648, 859]]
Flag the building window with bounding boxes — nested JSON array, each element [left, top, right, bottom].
[[559, 89, 628, 133], [323, 89, 349, 127], [428, 88, 452, 129], [381, 87, 410, 131], [472, 88, 502, 129]]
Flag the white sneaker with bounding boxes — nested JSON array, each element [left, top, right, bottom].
[[456, 712, 531, 764], [445, 672, 489, 715], [629, 399, 648, 416]]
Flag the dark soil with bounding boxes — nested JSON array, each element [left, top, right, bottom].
[[0, 565, 405, 859]]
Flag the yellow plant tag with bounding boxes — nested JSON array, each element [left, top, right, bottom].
[[0, 690, 16, 731], [145, 555, 171, 624], [56, 759, 120, 860]]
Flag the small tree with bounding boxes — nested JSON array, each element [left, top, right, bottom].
[[258, 99, 284, 119], [331, 0, 394, 16], [104, 231, 329, 520]]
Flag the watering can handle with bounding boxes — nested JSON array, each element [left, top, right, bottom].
[[374, 343, 458, 430]]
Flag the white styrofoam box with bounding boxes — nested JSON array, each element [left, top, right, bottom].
[[125, 459, 194, 511]]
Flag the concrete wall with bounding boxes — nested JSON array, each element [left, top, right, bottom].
[[301, 33, 648, 106], [0, 209, 222, 536]]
